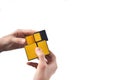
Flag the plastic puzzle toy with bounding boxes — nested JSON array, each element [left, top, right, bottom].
[[24, 30, 49, 61]]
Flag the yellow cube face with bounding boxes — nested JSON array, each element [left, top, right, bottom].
[[26, 35, 35, 45], [25, 43, 38, 60], [37, 41, 49, 55], [34, 33, 42, 42], [25, 30, 49, 61]]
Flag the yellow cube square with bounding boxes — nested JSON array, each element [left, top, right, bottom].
[[26, 35, 35, 45], [34, 32, 42, 42], [25, 43, 38, 60], [37, 41, 50, 55]]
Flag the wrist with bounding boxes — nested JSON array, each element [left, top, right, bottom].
[[0, 36, 10, 52], [0, 38, 5, 52]]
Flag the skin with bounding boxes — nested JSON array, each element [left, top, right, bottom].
[[27, 48, 57, 80], [0, 29, 35, 52], [0, 29, 57, 80]]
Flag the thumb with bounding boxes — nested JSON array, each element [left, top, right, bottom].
[[12, 37, 25, 44], [35, 47, 46, 62]]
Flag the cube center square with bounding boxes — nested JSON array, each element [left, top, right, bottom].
[[24, 30, 50, 61]]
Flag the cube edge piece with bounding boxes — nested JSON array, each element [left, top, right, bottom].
[[34, 32, 42, 42], [40, 30, 48, 41], [37, 40, 50, 55]]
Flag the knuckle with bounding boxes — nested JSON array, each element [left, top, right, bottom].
[[14, 29, 20, 33], [40, 64, 47, 70]]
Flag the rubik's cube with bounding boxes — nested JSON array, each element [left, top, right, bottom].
[[24, 30, 49, 61]]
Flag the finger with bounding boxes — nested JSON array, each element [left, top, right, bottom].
[[45, 51, 57, 71], [46, 51, 56, 61], [47, 51, 57, 69], [49, 51, 56, 60], [14, 29, 36, 37], [20, 29, 36, 35], [12, 37, 25, 44], [27, 62, 38, 68]]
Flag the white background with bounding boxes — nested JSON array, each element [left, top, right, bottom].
[[0, 0, 120, 80]]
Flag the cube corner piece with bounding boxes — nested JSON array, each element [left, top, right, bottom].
[[37, 40, 50, 55], [34, 32, 42, 42], [25, 43, 38, 61]]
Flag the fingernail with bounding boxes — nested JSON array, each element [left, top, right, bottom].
[[36, 47, 41, 53]]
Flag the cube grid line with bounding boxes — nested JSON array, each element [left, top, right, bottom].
[[24, 30, 49, 61]]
